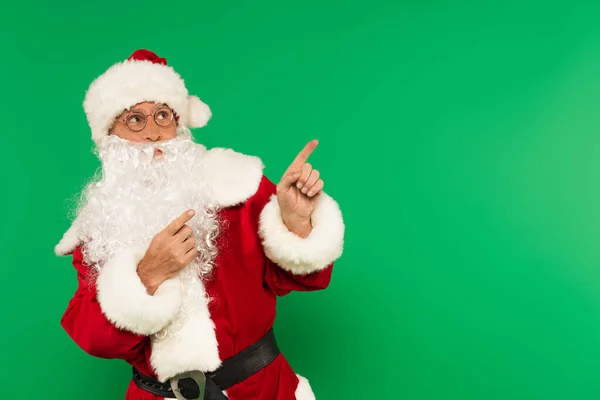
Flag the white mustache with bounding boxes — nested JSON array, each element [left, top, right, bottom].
[[96, 130, 195, 166]]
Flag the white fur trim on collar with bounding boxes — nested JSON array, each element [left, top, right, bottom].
[[54, 220, 81, 256], [258, 192, 345, 275], [200, 147, 265, 208]]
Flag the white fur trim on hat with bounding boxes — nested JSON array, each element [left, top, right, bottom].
[[188, 95, 212, 128], [84, 60, 211, 143]]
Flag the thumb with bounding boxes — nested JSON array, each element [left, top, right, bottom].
[[278, 171, 301, 191]]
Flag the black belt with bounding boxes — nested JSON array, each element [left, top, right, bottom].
[[133, 329, 280, 400]]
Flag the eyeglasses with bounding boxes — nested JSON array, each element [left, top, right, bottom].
[[118, 107, 175, 132]]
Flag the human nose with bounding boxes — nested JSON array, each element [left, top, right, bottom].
[[143, 118, 162, 142]]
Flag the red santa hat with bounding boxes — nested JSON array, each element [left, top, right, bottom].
[[83, 49, 212, 143]]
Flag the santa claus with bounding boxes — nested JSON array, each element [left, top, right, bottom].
[[55, 49, 345, 400]]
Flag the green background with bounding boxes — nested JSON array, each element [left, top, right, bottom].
[[2, 0, 600, 398]]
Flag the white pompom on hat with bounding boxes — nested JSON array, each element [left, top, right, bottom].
[[83, 49, 212, 143]]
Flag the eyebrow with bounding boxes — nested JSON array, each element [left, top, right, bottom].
[[129, 103, 167, 113]]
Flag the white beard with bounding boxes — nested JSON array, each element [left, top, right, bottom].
[[75, 128, 220, 279]]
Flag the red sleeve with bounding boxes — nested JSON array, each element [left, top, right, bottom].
[[264, 259, 334, 297], [251, 175, 336, 296], [61, 247, 148, 361]]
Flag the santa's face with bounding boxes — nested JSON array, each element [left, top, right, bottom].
[[108, 101, 178, 149], [75, 128, 220, 278]]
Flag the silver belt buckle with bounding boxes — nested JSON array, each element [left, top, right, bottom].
[[170, 370, 206, 400]]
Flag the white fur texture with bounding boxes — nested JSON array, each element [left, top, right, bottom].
[[54, 222, 81, 256], [84, 59, 208, 143], [187, 95, 212, 128], [295, 375, 316, 400], [54, 141, 264, 256], [96, 246, 183, 336], [258, 193, 345, 275], [150, 274, 222, 382], [201, 147, 264, 208], [55, 134, 264, 261]]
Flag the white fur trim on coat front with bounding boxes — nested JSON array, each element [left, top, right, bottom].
[[295, 375, 316, 400], [258, 192, 345, 275], [149, 274, 222, 382], [96, 246, 183, 336]]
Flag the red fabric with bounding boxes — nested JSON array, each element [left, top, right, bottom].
[[127, 49, 168, 65], [61, 175, 333, 400]]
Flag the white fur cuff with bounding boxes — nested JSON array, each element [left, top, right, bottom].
[[258, 193, 345, 275], [96, 247, 183, 335]]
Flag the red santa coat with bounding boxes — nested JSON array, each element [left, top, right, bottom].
[[55, 148, 345, 400]]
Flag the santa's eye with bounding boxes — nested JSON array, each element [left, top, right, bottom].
[[125, 114, 145, 130], [154, 108, 174, 126]]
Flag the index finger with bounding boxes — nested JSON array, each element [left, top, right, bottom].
[[165, 209, 196, 235], [285, 139, 318, 174]]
